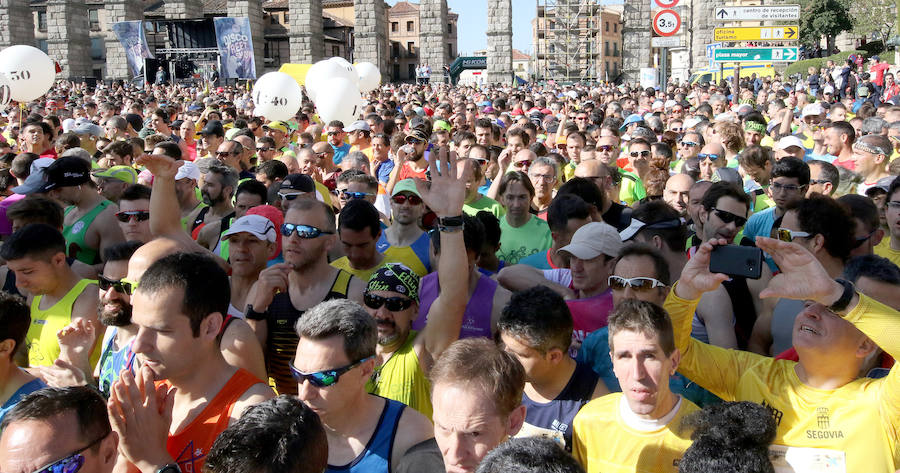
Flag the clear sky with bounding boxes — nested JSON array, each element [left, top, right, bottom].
[[386, 0, 536, 55]]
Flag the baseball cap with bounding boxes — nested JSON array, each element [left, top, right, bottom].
[[222, 214, 278, 243], [823, 85, 835, 95], [200, 120, 225, 137], [11, 158, 54, 194], [865, 176, 897, 196], [558, 222, 623, 260], [93, 165, 138, 185], [246, 205, 284, 259], [174, 161, 201, 181], [619, 217, 683, 242], [72, 122, 104, 137], [280, 173, 315, 193], [775, 136, 807, 151], [225, 128, 243, 140], [41, 157, 91, 192], [433, 120, 451, 132], [620, 114, 644, 131], [343, 120, 371, 133], [391, 178, 421, 197], [683, 117, 703, 130], [263, 121, 289, 134], [406, 127, 429, 143], [801, 103, 823, 118]]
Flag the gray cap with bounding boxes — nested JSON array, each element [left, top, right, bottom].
[[343, 120, 371, 133]]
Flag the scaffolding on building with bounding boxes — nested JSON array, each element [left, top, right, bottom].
[[535, 0, 601, 82]]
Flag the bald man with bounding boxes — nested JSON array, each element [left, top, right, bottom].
[[697, 142, 725, 181], [663, 173, 694, 217], [127, 238, 266, 381]]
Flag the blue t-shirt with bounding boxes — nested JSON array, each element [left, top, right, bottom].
[[0, 377, 46, 424], [519, 249, 553, 270], [331, 142, 351, 166], [375, 160, 395, 185]]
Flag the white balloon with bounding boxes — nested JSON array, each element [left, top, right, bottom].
[[252, 72, 302, 122], [305, 57, 358, 101], [314, 77, 362, 126], [355, 62, 381, 93], [0, 45, 55, 102], [0, 74, 11, 109]]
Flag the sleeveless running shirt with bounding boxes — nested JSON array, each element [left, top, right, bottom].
[[63, 200, 112, 265], [517, 361, 600, 451], [97, 327, 136, 397], [366, 331, 432, 419], [326, 397, 406, 473], [27, 279, 97, 367], [413, 272, 496, 339], [159, 369, 260, 473], [261, 270, 353, 395]]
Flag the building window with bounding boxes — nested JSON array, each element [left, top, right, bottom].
[[447, 23, 452, 33], [407, 41, 415, 57], [392, 42, 400, 58], [283, 12, 289, 24], [37, 39, 48, 54], [408, 63, 415, 79], [613, 23, 617, 33], [447, 43, 453, 58], [332, 46, 340, 57], [89, 9, 100, 31], [269, 13, 278, 25], [613, 42, 618, 57], [406, 21, 414, 32], [90, 37, 104, 60], [37, 10, 47, 32], [391, 22, 398, 32], [604, 41, 609, 55], [265, 40, 282, 65], [605, 21, 609, 32]]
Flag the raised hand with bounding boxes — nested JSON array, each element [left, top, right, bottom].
[[674, 238, 731, 300], [756, 236, 843, 305], [136, 154, 184, 180], [57, 318, 97, 366], [415, 145, 467, 218]]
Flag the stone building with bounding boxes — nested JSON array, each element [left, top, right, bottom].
[[387, 1, 458, 82]]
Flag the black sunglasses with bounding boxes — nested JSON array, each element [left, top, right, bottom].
[[98, 275, 135, 295], [115, 211, 150, 223], [364, 292, 414, 311], [711, 208, 747, 227], [290, 356, 373, 388]]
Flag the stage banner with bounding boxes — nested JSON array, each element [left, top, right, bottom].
[[111, 20, 154, 77], [213, 17, 257, 80]]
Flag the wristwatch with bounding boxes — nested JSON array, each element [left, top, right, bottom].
[[156, 463, 181, 473], [437, 215, 464, 233], [245, 304, 267, 320], [827, 278, 855, 313]]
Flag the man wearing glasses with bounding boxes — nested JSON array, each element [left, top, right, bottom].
[[1, 387, 118, 473], [378, 179, 432, 276], [327, 120, 351, 167], [696, 142, 725, 182], [394, 128, 430, 183], [673, 131, 703, 172], [750, 194, 856, 356], [744, 157, 810, 251], [528, 156, 558, 216], [247, 199, 366, 395], [292, 299, 433, 473], [254, 136, 277, 163]]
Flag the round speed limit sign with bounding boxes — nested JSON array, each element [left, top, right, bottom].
[[652, 9, 681, 37]]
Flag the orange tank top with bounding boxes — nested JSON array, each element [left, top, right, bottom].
[[161, 369, 260, 473]]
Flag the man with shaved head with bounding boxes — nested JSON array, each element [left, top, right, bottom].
[[664, 174, 694, 217]]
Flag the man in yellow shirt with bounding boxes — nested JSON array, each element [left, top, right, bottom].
[[330, 199, 385, 282], [573, 299, 699, 473], [668, 236, 900, 473], [875, 177, 900, 267]]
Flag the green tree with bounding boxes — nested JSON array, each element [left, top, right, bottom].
[[799, 0, 853, 52], [850, 0, 896, 45]]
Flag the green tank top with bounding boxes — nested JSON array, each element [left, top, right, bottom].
[[63, 200, 112, 265], [366, 330, 432, 419], [27, 279, 98, 367]]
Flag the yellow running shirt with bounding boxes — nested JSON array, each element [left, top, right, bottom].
[[664, 288, 900, 473], [27, 279, 99, 367], [874, 238, 900, 268], [365, 331, 432, 419], [573, 392, 698, 473]]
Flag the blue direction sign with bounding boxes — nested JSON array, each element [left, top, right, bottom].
[[713, 47, 799, 62]]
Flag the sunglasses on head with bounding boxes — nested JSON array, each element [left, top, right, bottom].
[[33, 432, 109, 473], [115, 211, 150, 223], [608, 276, 667, 292], [278, 191, 307, 201], [280, 223, 334, 239], [290, 356, 374, 388], [711, 208, 747, 227], [392, 194, 423, 205], [630, 150, 650, 158], [340, 190, 372, 200], [98, 275, 135, 295], [364, 292, 414, 311], [775, 227, 811, 243], [513, 159, 532, 169], [698, 153, 720, 162]]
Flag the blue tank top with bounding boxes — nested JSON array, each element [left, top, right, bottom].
[[412, 272, 496, 339], [519, 361, 599, 451], [326, 397, 406, 473], [97, 328, 136, 397]]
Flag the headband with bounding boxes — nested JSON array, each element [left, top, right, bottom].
[[744, 121, 766, 133], [853, 141, 890, 157], [367, 263, 419, 301]]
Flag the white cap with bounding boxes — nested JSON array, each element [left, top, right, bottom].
[[558, 222, 623, 260], [775, 135, 806, 151], [683, 117, 703, 130], [801, 103, 824, 118], [222, 215, 277, 243], [175, 161, 201, 181]]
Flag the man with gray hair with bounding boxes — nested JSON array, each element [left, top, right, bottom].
[[292, 299, 433, 473], [104, 116, 129, 141], [528, 156, 558, 215], [861, 116, 888, 137], [343, 150, 372, 175]]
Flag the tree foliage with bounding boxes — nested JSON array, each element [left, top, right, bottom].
[[849, 0, 896, 44], [799, 0, 853, 47]]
